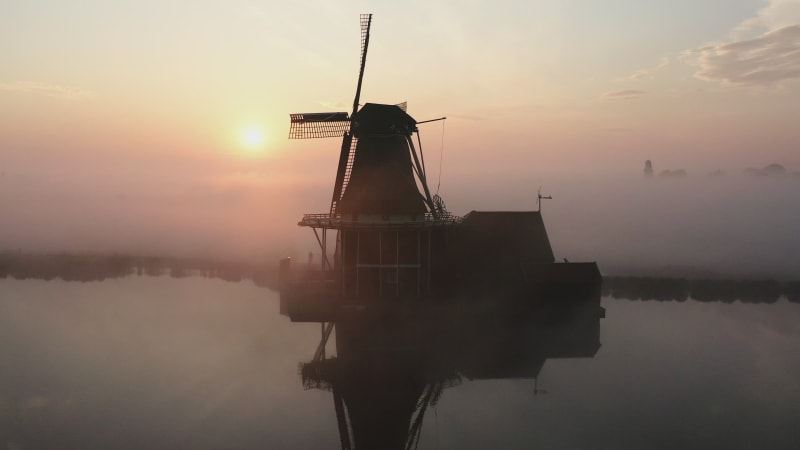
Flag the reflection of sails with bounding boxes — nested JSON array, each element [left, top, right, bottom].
[[299, 300, 604, 449]]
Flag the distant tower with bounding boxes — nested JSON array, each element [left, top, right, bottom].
[[644, 160, 653, 178]]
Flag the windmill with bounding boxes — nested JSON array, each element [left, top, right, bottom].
[[281, 17, 604, 450], [288, 14, 438, 218]]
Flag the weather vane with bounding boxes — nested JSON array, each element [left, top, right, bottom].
[[537, 187, 552, 212]]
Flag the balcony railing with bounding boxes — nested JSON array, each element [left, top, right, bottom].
[[298, 212, 462, 229]]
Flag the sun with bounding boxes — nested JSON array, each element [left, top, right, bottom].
[[240, 127, 268, 152]]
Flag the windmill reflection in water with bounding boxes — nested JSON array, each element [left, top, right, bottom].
[[297, 299, 604, 449]]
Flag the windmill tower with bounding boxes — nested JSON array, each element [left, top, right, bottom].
[[286, 14, 457, 305]]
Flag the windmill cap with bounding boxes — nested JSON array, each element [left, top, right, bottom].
[[352, 103, 417, 137]]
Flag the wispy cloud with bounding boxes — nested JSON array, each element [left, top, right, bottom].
[[682, 1, 800, 87], [601, 89, 646, 101], [626, 57, 670, 81], [0, 80, 93, 99], [732, 0, 800, 38], [622, 1, 800, 88], [319, 101, 348, 110], [628, 69, 654, 81], [686, 25, 800, 86]]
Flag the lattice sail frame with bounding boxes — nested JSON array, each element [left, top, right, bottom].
[[289, 112, 351, 139]]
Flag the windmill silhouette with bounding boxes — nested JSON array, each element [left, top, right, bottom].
[[288, 14, 437, 218], [281, 16, 605, 448]]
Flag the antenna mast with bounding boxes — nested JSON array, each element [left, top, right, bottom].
[[537, 187, 552, 212]]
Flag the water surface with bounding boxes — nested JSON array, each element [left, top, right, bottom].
[[1, 277, 798, 449]]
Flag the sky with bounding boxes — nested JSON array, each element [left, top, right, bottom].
[[1, 0, 799, 273]]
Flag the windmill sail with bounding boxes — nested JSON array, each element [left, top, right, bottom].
[[330, 13, 372, 214], [350, 14, 372, 121], [289, 112, 350, 139], [286, 15, 373, 214], [330, 133, 357, 214]]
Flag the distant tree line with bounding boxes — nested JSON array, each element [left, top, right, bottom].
[[2, 252, 798, 303], [643, 161, 800, 179], [603, 276, 800, 304], [0, 251, 279, 289]]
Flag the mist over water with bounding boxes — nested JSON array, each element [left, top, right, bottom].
[[3, 166, 797, 277], [0, 277, 336, 449], [538, 174, 800, 277], [2, 277, 799, 449]]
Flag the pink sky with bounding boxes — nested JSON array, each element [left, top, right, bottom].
[[2, 1, 799, 273]]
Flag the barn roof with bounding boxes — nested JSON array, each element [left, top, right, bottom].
[[458, 211, 555, 265]]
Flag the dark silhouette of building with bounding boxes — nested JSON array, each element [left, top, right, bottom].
[[281, 14, 600, 322], [644, 160, 653, 178]]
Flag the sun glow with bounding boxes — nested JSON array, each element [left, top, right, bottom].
[[240, 127, 268, 152]]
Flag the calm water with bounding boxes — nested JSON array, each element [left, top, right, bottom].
[[1, 277, 799, 449]]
